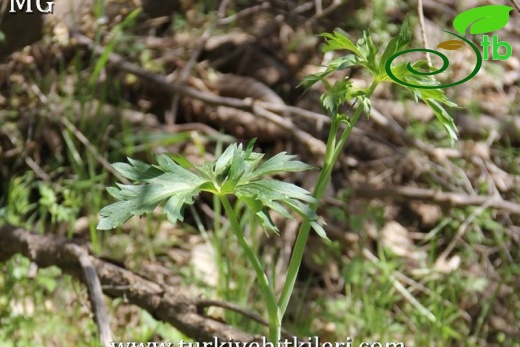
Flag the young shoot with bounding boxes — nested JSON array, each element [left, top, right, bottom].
[[97, 139, 326, 342], [98, 17, 459, 343]]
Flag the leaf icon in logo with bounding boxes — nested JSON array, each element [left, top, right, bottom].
[[453, 5, 513, 35], [437, 40, 465, 50]]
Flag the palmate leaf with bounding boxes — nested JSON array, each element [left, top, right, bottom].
[[98, 140, 327, 240], [298, 56, 358, 93], [97, 200, 142, 230], [112, 158, 163, 181], [163, 188, 200, 224], [237, 180, 317, 205], [250, 152, 314, 179], [379, 16, 411, 77], [298, 70, 332, 92], [320, 79, 352, 115], [214, 142, 237, 178], [98, 179, 205, 229], [327, 55, 359, 71], [299, 29, 374, 92], [97, 155, 208, 230], [227, 140, 263, 184], [356, 30, 382, 76], [235, 176, 324, 237], [320, 30, 363, 57]]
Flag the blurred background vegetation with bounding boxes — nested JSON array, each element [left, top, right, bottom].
[[0, 0, 519, 346]]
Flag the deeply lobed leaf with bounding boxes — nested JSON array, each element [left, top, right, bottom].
[[97, 140, 327, 239], [320, 31, 363, 57], [97, 155, 208, 230], [379, 16, 412, 77]]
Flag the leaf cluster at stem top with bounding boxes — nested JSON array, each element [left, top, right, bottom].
[[97, 140, 327, 239], [299, 16, 459, 146]]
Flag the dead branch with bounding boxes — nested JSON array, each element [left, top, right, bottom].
[[351, 185, 520, 215], [369, 106, 461, 161], [417, 0, 432, 66], [196, 299, 295, 339], [0, 225, 260, 343], [166, 26, 214, 125], [67, 244, 113, 346], [70, 32, 327, 162]]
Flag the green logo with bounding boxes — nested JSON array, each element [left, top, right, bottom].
[[386, 5, 514, 89]]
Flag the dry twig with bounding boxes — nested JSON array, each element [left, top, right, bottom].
[[0, 225, 261, 342], [351, 185, 520, 215], [196, 299, 295, 339], [166, 26, 214, 125], [67, 244, 113, 346], [417, 0, 432, 66], [71, 32, 328, 162]]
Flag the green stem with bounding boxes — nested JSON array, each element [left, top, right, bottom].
[[278, 81, 379, 317], [219, 196, 281, 342]]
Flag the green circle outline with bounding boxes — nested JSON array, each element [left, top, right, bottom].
[[385, 31, 483, 89]]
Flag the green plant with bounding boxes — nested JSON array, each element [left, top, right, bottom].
[[279, 16, 458, 331], [97, 18, 459, 341], [97, 142, 326, 341]]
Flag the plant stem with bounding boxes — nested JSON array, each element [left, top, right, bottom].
[[219, 196, 281, 342], [333, 82, 379, 163], [278, 81, 379, 317]]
